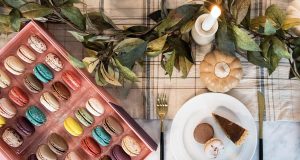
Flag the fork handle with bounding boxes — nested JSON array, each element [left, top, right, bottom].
[[160, 131, 164, 160]]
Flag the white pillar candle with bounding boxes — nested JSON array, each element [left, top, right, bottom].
[[202, 6, 221, 31]]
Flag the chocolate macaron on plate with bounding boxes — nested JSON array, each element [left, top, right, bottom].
[[0, 21, 156, 160], [170, 93, 256, 160]]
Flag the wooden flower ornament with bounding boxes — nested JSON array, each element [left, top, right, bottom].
[[200, 50, 243, 93]]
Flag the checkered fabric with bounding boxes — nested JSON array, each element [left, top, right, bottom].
[[1, 0, 299, 121]]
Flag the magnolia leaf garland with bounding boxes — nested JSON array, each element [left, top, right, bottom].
[[1, 0, 300, 86]]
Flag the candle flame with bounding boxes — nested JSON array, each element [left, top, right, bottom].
[[211, 6, 221, 18]]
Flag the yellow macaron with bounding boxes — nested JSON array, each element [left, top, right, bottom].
[[0, 115, 6, 127], [64, 117, 83, 136]]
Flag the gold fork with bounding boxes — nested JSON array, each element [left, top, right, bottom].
[[156, 93, 168, 160]]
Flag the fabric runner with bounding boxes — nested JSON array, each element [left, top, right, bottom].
[[1, 0, 299, 121]]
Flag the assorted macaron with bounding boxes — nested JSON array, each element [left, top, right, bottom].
[[17, 45, 36, 64], [64, 117, 83, 137], [24, 74, 43, 93], [92, 126, 111, 147], [8, 86, 29, 107], [121, 135, 141, 157], [2, 127, 23, 148], [28, 35, 47, 54], [80, 136, 101, 157], [0, 98, 17, 118], [4, 56, 25, 75], [33, 63, 54, 83], [62, 71, 81, 90], [65, 151, 82, 160], [25, 106, 46, 126], [36, 144, 57, 160], [45, 53, 63, 72], [47, 133, 68, 155], [0, 115, 6, 128], [51, 81, 71, 101], [86, 98, 105, 117], [111, 145, 131, 160], [75, 108, 94, 127], [103, 116, 124, 136], [0, 69, 11, 88], [40, 92, 60, 112], [16, 116, 35, 136]]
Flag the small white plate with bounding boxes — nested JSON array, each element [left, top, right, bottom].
[[170, 93, 257, 160]]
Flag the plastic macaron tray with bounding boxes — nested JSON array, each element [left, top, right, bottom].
[[0, 21, 157, 160]]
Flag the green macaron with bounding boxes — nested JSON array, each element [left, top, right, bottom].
[[75, 108, 94, 127], [26, 105, 46, 126]]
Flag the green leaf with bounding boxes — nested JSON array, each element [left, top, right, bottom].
[[268, 49, 280, 74], [68, 31, 87, 42], [82, 57, 100, 73], [216, 22, 236, 55], [168, 37, 193, 63], [114, 38, 144, 52], [264, 19, 276, 35], [115, 59, 138, 82], [231, 0, 251, 24], [9, 9, 20, 32], [180, 19, 195, 34], [163, 51, 176, 78], [4, 0, 25, 8], [282, 18, 300, 30], [232, 25, 261, 51], [247, 51, 270, 68], [95, 67, 108, 86], [292, 47, 300, 61], [52, 0, 80, 6], [19, 3, 52, 18], [68, 54, 85, 68], [271, 37, 291, 59], [0, 14, 10, 24], [178, 56, 193, 78], [148, 9, 171, 22], [125, 26, 149, 34], [117, 41, 148, 69], [86, 12, 117, 33], [261, 38, 271, 58], [61, 6, 86, 31], [147, 34, 168, 51], [265, 4, 286, 26]]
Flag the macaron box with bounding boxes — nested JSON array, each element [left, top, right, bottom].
[[0, 21, 157, 160]]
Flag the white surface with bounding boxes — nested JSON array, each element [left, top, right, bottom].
[[137, 120, 300, 160], [169, 93, 257, 160]]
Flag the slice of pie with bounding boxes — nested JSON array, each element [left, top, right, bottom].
[[212, 113, 248, 146]]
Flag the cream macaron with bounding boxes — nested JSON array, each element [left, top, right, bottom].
[[17, 45, 36, 64], [40, 92, 60, 112], [85, 98, 105, 117], [28, 35, 47, 54], [45, 53, 63, 72], [0, 69, 11, 88], [4, 56, 25, 75]]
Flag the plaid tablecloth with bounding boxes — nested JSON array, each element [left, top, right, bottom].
[[1, 0, 299, 121]]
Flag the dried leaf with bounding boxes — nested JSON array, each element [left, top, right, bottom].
[[61, 6, 86, 31], [68, 54, 85, 68], [247, 51, 270, 68], [114, 38, 144, 52], [68, 31, 87, 42], [146, 50, 163, 57], [100, 62, 121, 86], [216, 22, 236, 55], [4, 0, 25, 8], [168, 37, 193, 63], [271, 37, 291, 59], [82, 57, 99, 73], [178, 56, 193, 78], [232, 25, 261, 51], [180, 19, 195, 34], [231, 0, 251, 24], [268, 48, 280, 74], [282, 18, 300, 30], [148, 9, 171, 22], [9, 9, 21, 32], [86, 12, 117, 33], [250, 16, 267, 29], [95, 65, 108, 86], [19, 3, 52, 18], [265, 4, 286, 26], [147, 34, 168, 51], [163, 51, 176, 78], [115, 59, 138, 82], [85, 48, 98, 57]]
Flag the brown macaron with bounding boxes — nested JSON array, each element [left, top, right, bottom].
[[51, 81, 71, 101], [193, 123, 214, 144], [103, 116, 124, 136]]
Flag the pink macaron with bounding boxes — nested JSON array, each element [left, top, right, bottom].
[[62, 71, 81, 90], [8, 86, 29, 107]]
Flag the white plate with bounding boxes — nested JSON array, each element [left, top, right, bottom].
[[170, 93, 257, 160]]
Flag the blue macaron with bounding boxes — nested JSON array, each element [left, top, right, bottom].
[[26, 105, 46, 126], [33, 63, 54, 83], [92, 126, 111, 146]]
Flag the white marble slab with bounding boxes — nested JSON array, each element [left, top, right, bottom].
[[136, 120, 300, 160]]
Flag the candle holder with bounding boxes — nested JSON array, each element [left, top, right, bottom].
[[191, 14, 219, 46]]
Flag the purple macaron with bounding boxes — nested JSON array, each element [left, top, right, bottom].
[[111, 145, 131, 160], [16, 116, 35, 136], [27, 154, 38, 160]]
